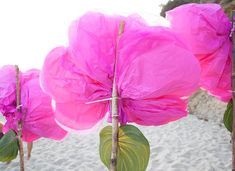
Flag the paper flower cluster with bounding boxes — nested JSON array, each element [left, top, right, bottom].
[[41, 12, 201, 131], [0, 65, 67, 142]]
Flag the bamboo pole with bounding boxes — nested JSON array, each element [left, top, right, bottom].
[[232, 10, 235, 171], [110, 21, 125, 171], [15, 65, 25, 171]]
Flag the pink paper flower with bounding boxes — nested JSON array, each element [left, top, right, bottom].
[[166, 3, 232, 102], [41, 12, 201, 131], [0, 65, 67, 142]]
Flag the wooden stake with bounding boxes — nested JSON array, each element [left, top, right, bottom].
[[27, 142, 33, 160], [110, 21, 125, 171], [232, 11, 235, 171], [15, 65, 25, 171]]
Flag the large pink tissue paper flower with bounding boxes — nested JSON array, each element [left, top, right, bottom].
[[166, 3, 232, 102], [41, 12, 201, 131], [0, 65, 67, 142]]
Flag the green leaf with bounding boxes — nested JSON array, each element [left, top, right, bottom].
[[99, 125, 150, 171], [223, 99, 233, 132], [0, 130, 19, 162]]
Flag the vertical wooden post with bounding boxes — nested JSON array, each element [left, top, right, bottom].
[[27, 142, 33, 160], [110, 21, 125, 171], [232, 11, 235, 171], [15, 65, 25, 171]]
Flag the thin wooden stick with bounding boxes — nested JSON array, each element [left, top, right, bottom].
[[15, 65, 25, 171], [232, 11, 235, 171], [27, 142, 33, 160], [110, 21, 125, 171]]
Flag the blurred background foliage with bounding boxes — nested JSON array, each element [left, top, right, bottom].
[[160, 0, 235, 18]]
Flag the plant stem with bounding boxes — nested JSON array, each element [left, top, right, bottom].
[[15, 65, 24, 171], [110, 21, 125, 171]]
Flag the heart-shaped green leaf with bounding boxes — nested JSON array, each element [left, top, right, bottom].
[[99, 125, 150, 171], [223, 99, 233, 132], [0, 130, 19, 162]]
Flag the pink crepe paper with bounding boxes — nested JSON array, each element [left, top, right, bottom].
[[166, 3, 232, 102], [41, 12, 201, 131], [0, 65, 67, 142]]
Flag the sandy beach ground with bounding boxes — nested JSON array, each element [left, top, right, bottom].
[[0, 91, 232, 171]]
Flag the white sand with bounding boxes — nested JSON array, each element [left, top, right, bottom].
[[0, 114, 232, 171]]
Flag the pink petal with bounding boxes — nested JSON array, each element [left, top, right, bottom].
[[41, 46, 110, 130], [122, 97, 187, 126], [55, 101, 108, 130], [68, 12, 123, 88], [117, 26, 200, 125], [21, 77, 67, 142]]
